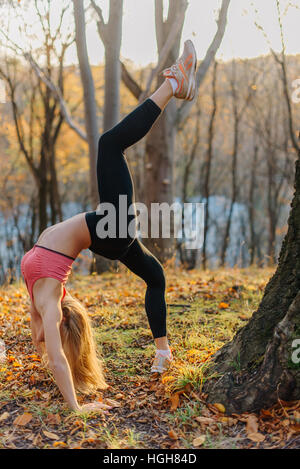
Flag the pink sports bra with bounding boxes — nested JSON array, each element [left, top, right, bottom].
[[21, 245, 75, 303]]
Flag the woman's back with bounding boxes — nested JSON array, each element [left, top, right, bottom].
[[37, 213, 91, 259]]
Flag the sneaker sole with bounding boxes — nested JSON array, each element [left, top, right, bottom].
[[185, 40, 197, 101]]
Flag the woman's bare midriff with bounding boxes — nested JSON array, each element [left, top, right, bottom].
[[36, 213, 91, 259]]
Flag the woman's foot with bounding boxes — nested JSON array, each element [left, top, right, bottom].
[[151, 349, 173, 373], [162, 39, 197, 101]]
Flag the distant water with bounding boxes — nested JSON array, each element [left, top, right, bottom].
[[0, 196, 289, 283]]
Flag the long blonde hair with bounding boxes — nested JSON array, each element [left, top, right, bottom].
[[59, 293, 108, 394]]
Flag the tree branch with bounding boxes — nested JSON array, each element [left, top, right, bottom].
[[0, 27, 87, 141], [121, 61, 143, 100], [90, 0, 107, 43], [175, 0, 231, 127], [139, 5, 187, 101], [253, 0, 299, 153], [155, 0, 165, 52], [24, 53, 87, 142]]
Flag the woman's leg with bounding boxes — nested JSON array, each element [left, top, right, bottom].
[[97, 80, 173, 213], [118, 238, 169, 347], [149, 79, 174, 111]]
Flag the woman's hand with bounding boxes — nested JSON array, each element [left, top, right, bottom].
[[78, 402, 112, 413]]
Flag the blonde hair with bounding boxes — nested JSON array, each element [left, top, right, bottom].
[[59, 294, 108, 394]]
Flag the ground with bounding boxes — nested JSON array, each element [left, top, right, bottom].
[[0, 266, 300, 449]]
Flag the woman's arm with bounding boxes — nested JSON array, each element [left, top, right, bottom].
[[29, 303, 45, 357], [33, 279, 111, 413], [41, 299, 80, 411]]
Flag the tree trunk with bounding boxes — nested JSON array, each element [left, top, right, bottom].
[[38, 173, 48, 234], [91, 0, 124, 273], [248, 144, 258, 265], [205, 150, 300, 413], [266, 149, 278, 266], [144, 0, 187, 261], [178, 106, 201, 269], [202, 61, 218, 270], [145, 97, 177, 260], [103, 0, 123, 131], [121, 0, 230, 262], [73, 0, 99, 208], [220, 64, 239, 267]]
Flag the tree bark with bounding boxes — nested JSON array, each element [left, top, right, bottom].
[[102, 0, 123, 131], [143, 0, 187, 261], [220, 64, 239, 267], [202, 61, 218, 270], [91, 0, 124, 273], [73, 0, 99, 208], [178, 105, 201, 269], [248, 144, 258, 265]]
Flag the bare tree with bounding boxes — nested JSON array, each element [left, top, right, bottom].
[[178, 103, 201, 269], [220, 60, 255, 267], [121, 0, 231, 260], [0, 1, 74, 231], [91, 0, 123, 131], [202, 60, 218, 270], [73, 0, 99, 207], [247, 142, 259, 265]]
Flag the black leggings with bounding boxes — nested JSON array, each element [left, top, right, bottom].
[[85, 99, 167, 338]]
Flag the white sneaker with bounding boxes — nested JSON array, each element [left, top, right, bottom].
[[151, 351, 173, 373], [162, 39, 197, 101]]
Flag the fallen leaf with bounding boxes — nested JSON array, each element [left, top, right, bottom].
[[246, 414, 258, 435], [290, 424, 300, 434], [43, 430, 59, 440], [248, 432, 265, 442], [13, 412, 32, 426], [0, 412, 9, 422], [105, 398, 121, 408], [193, 435, 206, 447], [220, 416, 236, 426], [260, 409, 273, 418], [195, 416, 215, 425], [293, 410, 300, 421], [213, 403, 226, 413], [33, 433, 42, 446], [53, 441, 67, 448], [170, 392, 180, 411], [238, 314, 248, 321], [218, 302, 229, 309], [168, 429, 178, 440], [46, 413, 61, 426]]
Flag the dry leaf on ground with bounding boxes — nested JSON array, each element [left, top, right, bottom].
[[193, 435, 206, 447], [13, 413, 32, 426]]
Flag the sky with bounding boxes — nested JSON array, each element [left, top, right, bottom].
[[1, 0, 300, 67], [81, 0, 300, 66]]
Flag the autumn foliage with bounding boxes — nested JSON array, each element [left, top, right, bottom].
[[0, 267, 299, 449]]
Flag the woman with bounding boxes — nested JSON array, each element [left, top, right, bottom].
[[21, 40, 197, 413]]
